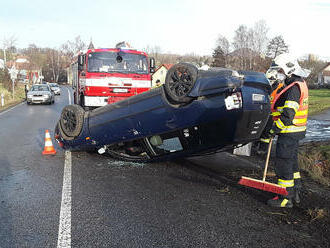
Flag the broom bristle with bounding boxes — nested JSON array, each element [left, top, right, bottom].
[[239, 176, 288, 196]]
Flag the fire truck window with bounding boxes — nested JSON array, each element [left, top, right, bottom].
[[87, 52, 148, 74]]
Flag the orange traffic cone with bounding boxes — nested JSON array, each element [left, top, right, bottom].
[[42, 129, 56, 155]]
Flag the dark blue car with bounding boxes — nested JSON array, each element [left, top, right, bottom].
[[55, 63, 271, 162]]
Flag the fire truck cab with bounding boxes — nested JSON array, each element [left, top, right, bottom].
[[72, 42, 155, 109]]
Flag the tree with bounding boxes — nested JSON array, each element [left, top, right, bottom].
[[212, 46, 226, 67], [232, 25, 251, 70], [212, 35, 230, 67], [2, 35, 17, 64], [266, 35, 289, 59], [61, 36, 87, 60], [251, 20, 269, 55], [299, 55, 327, 86]]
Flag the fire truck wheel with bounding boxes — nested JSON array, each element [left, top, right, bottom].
[[59, 104, 85, 137], [165, 62, 198, 103]]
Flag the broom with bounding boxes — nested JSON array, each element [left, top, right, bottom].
[[238, 138, 288, 196]]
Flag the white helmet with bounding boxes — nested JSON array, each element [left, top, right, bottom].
[[272, 53, 309, 78], [265, 69, 279, 86]]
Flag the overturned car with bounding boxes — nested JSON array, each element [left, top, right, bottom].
[[55, 63, 271, 162]]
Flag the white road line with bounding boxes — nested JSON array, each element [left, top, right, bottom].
[[57, 151, 72, 248], [0, 102, 25, 116], [66, 87, 72, 105]]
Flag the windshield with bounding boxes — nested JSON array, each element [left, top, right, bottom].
[[87, 51, 148, 74], [30, 85, 50, 91], [49, 83, 58, 87]]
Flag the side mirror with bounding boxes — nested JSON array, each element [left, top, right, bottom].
[[78, 55, 84, 70], [150, 57, 155, 73], [78, 55, 84, 66]]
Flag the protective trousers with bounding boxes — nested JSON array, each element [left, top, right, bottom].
[[275, 135, 300, 198]]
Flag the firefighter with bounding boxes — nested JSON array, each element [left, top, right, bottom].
[[264, 53, 309, 208], [25, 83, 30, 100]]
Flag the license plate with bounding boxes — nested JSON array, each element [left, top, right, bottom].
[[33, 97, 43, 101], [113, 88, 128, 93]]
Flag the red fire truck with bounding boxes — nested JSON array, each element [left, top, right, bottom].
[[72, 42, 155, 109]]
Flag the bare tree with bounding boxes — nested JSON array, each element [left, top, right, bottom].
[[299, 55, 327, 86], [251, 20, 269, 55], [2, 35, 17, 64], [233, 25, 251, 70], [44, 48, 68, 83], [61, 36, 87, 60], [266, 35, 289, 59]]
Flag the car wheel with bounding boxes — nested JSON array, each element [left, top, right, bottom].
[[59, 104, 85, 137], [164, 63, 198, 103]]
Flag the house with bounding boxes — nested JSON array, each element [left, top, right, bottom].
[[151, 64, 173, 87], [6, 56, 42, 84], [318, 62, 330, 86]]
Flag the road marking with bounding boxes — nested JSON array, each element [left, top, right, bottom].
[[57, 151, 72, 248], [66, 87, 72, 105], [0, 102, 25, 116]]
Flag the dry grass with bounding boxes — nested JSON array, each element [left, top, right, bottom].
[[306, 208, 328, 221], [0, 83, 25, 111], [299, 142, 330, 186]]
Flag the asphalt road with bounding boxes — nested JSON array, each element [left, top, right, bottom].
[[0, 86, 329, 248]]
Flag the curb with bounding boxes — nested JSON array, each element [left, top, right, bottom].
[[0, 100, 25, 114]]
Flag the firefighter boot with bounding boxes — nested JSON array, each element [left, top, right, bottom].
[[267, 187, 294, 208], [293, 175, 302, 204]]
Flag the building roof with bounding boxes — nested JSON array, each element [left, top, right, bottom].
[[321, 62, 330, 72], [154, 64, 173, 74], [323, 71, 330, 77]]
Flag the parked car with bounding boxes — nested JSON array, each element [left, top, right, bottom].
[[27, 84, 55, 105], [49, 83, 61, 95], [55, 63, 271, 162]]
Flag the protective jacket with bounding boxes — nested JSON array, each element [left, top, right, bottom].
[[270, 82, 284, 105], [271, 76, 308, 139]]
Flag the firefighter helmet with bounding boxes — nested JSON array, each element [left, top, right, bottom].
[[271, 53, 308, 78]]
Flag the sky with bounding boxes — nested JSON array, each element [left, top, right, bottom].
[[1, 0, 330, 60]]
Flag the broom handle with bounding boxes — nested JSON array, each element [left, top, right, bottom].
[[262, 138, 273, 182]]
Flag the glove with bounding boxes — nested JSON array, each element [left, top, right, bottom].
[[268, 123, 281, 138]]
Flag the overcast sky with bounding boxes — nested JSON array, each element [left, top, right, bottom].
[[1, 0, 330, 60]]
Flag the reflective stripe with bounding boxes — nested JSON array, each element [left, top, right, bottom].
[[278, 179, 294, 187], [292, 118, 307, 125], [271, 81, 308, 131], [260, 138, 270, 143], [281, 199, 289, 207], [280, 125, 307, 133], [275, 118, 285, 129], [296, 109, 308, 116], [284, 100, 299, 112], [294, 172, 301, 179]]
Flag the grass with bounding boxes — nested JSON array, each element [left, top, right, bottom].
[[306, 208, 328, 221], [0, 83, 26, 111], [299, 142, 330, 187], [309, 89, 330, 116]]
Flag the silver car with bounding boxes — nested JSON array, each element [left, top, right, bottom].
[[49, 83, 61, 95], [27, 84, 55, 105]]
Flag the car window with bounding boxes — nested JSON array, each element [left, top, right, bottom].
[[31, 85, 50, 91]]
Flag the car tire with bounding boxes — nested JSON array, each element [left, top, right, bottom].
[[59, 104, 85, 137], [164, 63, 198, 103]]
